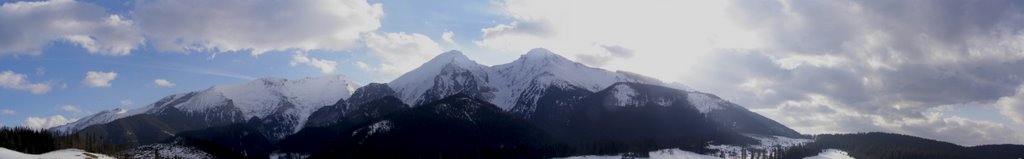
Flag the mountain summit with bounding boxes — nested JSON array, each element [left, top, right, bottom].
[[389, 48, 664, 112]]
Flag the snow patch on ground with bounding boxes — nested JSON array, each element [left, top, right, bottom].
[[557, 148, 721, 159], [707, 135, 812, 158], [804, 149, 855, 159], [612, 84, 639, 107], [269, 151, 311, 159], [0, 148, 114, 159], [686, 93, 726, 113], [752, 135, 813, 149], [119, 143, 215, 159], [367, 120, 394, 135]]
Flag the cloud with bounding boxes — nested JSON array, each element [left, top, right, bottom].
[[23, 115, 73, 130], [363, 32, 444, 77], [997, 85, 1024, 124], [290, 52, 338, 73], [754, 94, 1024, 146], [0, 70, 52, 94], [153, 79, 175, 87], [0, 0, 142, 56], [133, 0, 383, 55], [442, 31, 456, 44], [480, 0, 1024, 145], [476, 0, 752, 79], [120, 99, 134, 106], [1, 109, 14, 115], [61, 104, 82, 113], [709, 0, 1024, 116], [35, 67, 44, 76], [82, 71, 116, 87]]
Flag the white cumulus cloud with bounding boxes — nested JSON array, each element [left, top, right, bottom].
[[153, 79, 175, 87], [23, 115, 73, 130], [133, 0, 384, 55], [363, 32, 444, 77], [442, 31, 456, 44], [754, 94, 1024, 146], [1, 109, 14, 115], [0, 0, 142, 56], [997, 85, 1024, 124], [290, 52, 338, 73], [120, 99, 134, 106], [0, 70, 52, 94], [477, 0, 750, 79], [60, 104, 82, 113], [82, 71, 116, 88]]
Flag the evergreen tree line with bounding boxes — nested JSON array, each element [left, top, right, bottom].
[[768, 132, 1024, 159], [0, 127, 129, 156]]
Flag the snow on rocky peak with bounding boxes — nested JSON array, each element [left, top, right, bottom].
[[389, 50, 491, 106], [488, 48, 664, 110], [52, 106, 148, 133], [53, 75, 359, 133], [180, 75, 360, 133], [390, 48, 669, 111], [165, 75, 359, 120]]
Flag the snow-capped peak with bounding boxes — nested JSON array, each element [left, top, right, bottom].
[[391, 48, 668, 111], [53, 74, 360, 133], [195, 74, 359, 130], [389, 50, 491, 106], [520, 48, 570, 62], [506, 48, 579, 70], [424, 50, 479, 68]]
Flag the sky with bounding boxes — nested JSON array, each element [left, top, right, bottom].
[[1, 0, 1023, 146]]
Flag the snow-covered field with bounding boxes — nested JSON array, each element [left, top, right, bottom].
[[803, 149, 854, 159], [556, 147, 855, 159], [557, 148, 722, 159], [0, 147, 114, 159]]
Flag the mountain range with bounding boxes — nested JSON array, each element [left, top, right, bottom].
[[43, 48, 1023, 158]]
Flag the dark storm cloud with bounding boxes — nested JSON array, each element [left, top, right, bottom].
[[678, 0, 1024, 145], [730, 0, 1024, 58], [717, 0, 1024, 110]]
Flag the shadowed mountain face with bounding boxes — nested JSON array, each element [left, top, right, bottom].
[[75, 103, 244, 145], [321, 94, 548, 158]]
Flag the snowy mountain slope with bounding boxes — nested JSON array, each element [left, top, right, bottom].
[[578, 82, 804, 138], [490, 48, 664, 115], [389, 50, 494, 107], [53, 75, 359, 136], [388, 48, 663, 114], [52, 107, 147, 133]]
